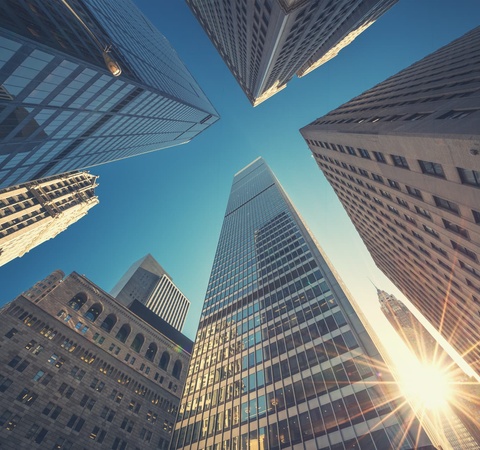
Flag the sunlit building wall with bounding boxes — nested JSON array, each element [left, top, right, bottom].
[[172, 158, 430, 450], [0, 171, 98, 267], [0, 270, 192, 448], [111, 254, 191, 332], [301, 27, 480, 376], [186, 0, 397, 106], [0, 0, 219, 189]]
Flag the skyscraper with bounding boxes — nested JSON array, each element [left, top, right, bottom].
[[0, 270, 192, 448], [186, 0, 397, 106], [0, 171, 98, 266], [301, 27, 480, 375], [111, 254, 191, 332], [172, 158, 430, 450], [377, 289, 480, 450], [0, 0, 219, 189]]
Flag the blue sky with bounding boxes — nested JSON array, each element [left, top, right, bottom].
[[1, 0, 479, 377]]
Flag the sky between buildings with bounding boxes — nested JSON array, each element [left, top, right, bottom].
[[1, 0, 479, 378]]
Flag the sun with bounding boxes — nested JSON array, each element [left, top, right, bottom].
[[400, 362, 451, 411]]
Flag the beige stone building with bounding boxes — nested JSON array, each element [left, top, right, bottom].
[[186, 0, 397, 106], [0, 171, 98, 267], [301, 27, 480, 375], [0, 270, 192, 449]]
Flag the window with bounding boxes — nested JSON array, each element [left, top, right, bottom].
[[358, 148, 370, 159], [404, 214, 416, 225], [5, 328, 18, 338], [406, 186, 422, 199], [419, 160, 445, 178], [405, 112, 431, 121], [437, 109, 479, 119], [120, 417, 135, 433], [451, 241, 477, 261], [473, 210, 480, 224], [84, 303, 102, 322], [100, 314, 117, 332], [443, 219, 469, 238], [130, 333, 144, 352], [433, 196, 459, 214], [115, 323, 132, 342], [68, 293, 87, 311], [16, 388, 37, 405], [172, 360, 183, 379], [373, 151, 386, 163], [359, 169, 369, 177], [415, 206, 432, 220], [145, 343, 157, 362], [32, 370, 45, 382], [387, 205, 400, 216], [372, 173, 384, 183], [112, 437, 128, 450], [396, 198, 409, 208], [346, 146, 356, 156], [0, 377, 13, 392], [100, 407, 116, 422], [460, 261, 480, 278], [391, 155, 409, 169], [16, 358, 29, 372], [458, 167, 480, 187], [89, 426, 107, 443], [388, 179, 400, 190], [159, 351, 170, 370]]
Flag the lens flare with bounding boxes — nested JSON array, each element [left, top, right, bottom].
[[401, 363, 451, 411]]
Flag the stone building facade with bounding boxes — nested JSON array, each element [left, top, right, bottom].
[[0, 270, 192, 449], [0, 171, 98, 267]]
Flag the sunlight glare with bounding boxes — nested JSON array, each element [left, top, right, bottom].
[[401, 363, 451, 411]]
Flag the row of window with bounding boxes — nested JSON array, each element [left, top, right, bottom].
[[309, 139, 480, 189]]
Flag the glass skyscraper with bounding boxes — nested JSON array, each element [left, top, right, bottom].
[[0, 0, 219, 189], [173, 158, 430, 449]]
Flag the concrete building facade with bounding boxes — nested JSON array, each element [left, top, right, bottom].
[[111, 254, 191, 332], [186, 0, 397, 106], [172, 158, 430, 450], [0, 270, 192, 449], [0, 0, 218, 189], [0, 171, 98, 266], [301, 27, 480, 375]]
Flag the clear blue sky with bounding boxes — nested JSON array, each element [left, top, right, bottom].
[[1, 0, 479, 368]]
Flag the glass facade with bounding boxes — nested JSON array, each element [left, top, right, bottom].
[[0, 0, 218, 189], [173, 158, 426, 449]]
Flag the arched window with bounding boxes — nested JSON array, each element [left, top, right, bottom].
[[115, 324, 131, 343], [130, 333, 144, 353], [68, 293, 87, 311], [145, 343, 157, 362], [100, 314, 117, 332], [159, 351, 170, 371], [84, 303, 103, 322], [172, 360, 182, 379]]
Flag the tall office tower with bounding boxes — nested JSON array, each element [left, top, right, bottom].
[[378, 289, 437, 364], [0, 270, 192, 449], [301, 27, 480, 375], [0, 171, 98, 266], [172, 158, 431, 450], [111, 254, 191, 332], [186, 0, 397, 106], [0, 0, 219, 189]]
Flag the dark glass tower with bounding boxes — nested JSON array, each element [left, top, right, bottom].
[[0, 0, 218, 188], [173, 158, 430, 449]]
